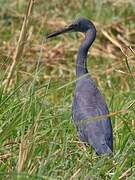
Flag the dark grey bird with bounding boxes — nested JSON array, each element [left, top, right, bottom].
[[47, 17, 113, 155]]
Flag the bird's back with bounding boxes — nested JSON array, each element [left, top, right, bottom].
[[72, 75, 113, 155]]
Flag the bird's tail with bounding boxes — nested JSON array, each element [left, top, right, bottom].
[[95, 144, 112, 156], [87, 136, 113, 156]]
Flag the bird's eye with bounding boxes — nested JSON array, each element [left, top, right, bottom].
[[68, 23, 77, 29], [73, 23, 78, 27]]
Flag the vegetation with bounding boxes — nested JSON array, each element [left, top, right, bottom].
[[0, 0, 135, 179]]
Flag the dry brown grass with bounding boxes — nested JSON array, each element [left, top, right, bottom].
[[3, 0, 35, 91]]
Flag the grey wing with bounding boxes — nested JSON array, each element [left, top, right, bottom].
[[72, 77, 113, 155]]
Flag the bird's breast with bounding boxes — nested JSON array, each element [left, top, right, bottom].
[[72, 77, 109, 122]]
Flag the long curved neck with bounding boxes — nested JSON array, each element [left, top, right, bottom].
[[76, 27, 96, 77]]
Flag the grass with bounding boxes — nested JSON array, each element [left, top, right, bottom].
[[0, 0, 135, 179]]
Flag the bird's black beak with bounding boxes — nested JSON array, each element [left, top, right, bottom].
[[47, 24, 74, 39]]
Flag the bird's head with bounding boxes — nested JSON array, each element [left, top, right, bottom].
[[47, 17, 95, 39]]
